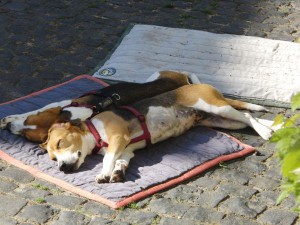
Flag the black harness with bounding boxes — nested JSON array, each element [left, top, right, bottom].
[[62, 90, 121, 116]]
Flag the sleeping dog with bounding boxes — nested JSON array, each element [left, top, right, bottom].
[[0, 71, 199, 143], [40, 83, 277, 183]]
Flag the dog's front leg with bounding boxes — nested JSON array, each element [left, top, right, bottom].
[[110, 149, 135, 183], [95, 134, 130, 184], [0, 99, 71, 130]]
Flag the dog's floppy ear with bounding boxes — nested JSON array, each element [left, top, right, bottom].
[[69, 119, 85, 131], [57, 110, 72, 122], [70, 119, 81, 126], [39, 132, 51, 151]]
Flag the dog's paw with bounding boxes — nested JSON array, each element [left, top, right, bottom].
[[0, 116, 14, 129], [0, 115, 23, 129], [95, 174, 110, 184], [109, 170, 125, 183], [257, 125, 273, 140]]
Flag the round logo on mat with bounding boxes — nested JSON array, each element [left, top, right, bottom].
[[99, 67, 116, 76]]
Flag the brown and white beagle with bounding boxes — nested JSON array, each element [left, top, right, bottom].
[[0, 71, 199, 143], [40, 83, 278, 183]]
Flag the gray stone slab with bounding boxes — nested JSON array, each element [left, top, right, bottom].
[[217, 182, 258, 199], [221, 170, 250, 185], [0, 217, 18, 225], [45, 194, 86, 209], [115, 209, 157, 225], [0, 167, 35, 183], [159, 217, 198, 225], [149, 198, 191, 217], [89, 217, 113, 225], [14, 187, 50, 200], [234, 160, 267, 174], [190, 176, 220, 190], [50, 210, 90, 225], [0, 179, 18, 192], [258, 208, 298, 225], [17, 205, 55, 224], [164, 184, 203, 203], [254, 191, 280, 206], [194, 191, 228, 208], [183, 206, 224, 223], [221, 214, 260, 225], [0, 195, 27, 216], [81, 201, 116, 219], [249, 176, 280, 191], [247, 200, 267, 214], [219, 197, 257, 218]]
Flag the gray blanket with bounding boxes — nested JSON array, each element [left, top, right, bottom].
[[0, 76, 251, 207]]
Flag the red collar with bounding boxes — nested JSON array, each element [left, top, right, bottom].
[[86, 106, 151, 154]]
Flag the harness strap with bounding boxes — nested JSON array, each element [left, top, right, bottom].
[[85, 120, 108, 154], [119, 106, 151, 146], [85, 106, 151, 154], [62, 102, 96, 110], [61, 92, 122, 116]]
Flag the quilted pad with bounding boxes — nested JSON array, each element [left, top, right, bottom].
[[93, 24, 300, 107], [0, 75, 254, 208]]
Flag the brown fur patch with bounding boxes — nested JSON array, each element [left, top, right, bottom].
[[94, 111, 131, 155], [174, 84, 230, 107], [24, 107, 62, 143], [158, 71, 190, 86]]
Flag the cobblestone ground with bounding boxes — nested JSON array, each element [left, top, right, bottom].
[[1, 0, 300, 224]]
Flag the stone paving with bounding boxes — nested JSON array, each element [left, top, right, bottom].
[[0, 0, 300, 224]]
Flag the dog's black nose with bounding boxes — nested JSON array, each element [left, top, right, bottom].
[[59, 162, 73, 173], [59, 162, 67, 171], [6, 122, 12, 131]]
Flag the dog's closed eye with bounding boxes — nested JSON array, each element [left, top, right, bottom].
[[57, 139, 62, 149]]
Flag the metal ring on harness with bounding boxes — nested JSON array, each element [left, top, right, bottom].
[[112, 93, 121, 101]]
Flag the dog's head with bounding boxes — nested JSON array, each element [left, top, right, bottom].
[[39, 120, 91, 172], [18, 107, 66, 143]]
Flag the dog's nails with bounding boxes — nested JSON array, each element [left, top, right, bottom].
[[95, 175, 110, 184], [109, 170, 125, 183]]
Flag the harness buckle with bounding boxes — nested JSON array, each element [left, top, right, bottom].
[[99, 97, 113, 109]]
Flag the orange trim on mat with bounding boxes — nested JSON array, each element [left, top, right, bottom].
[[0, 141, 254, 209], [0, 75, 108, 106]]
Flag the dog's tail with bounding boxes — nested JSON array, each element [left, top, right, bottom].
[[146, 71, 201, 84], [225, 98, 268, 112]]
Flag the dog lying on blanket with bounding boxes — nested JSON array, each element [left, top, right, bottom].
[[39, 83, 277, 183], [0, 71, 198, 143]]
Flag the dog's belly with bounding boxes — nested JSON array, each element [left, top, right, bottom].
[[146, 106, 197, 144]]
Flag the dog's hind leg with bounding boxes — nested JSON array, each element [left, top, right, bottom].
[[224, 98, 269, 112], [198, 115, 248, 130], [193, 99, 272, 140]]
